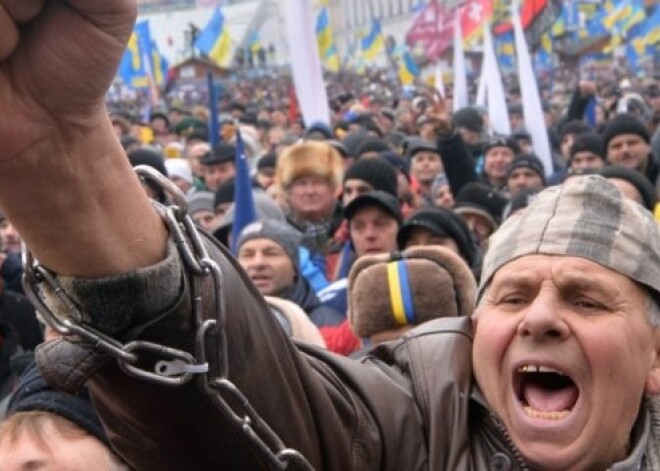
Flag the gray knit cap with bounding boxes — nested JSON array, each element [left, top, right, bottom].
[[479, 175, 660, 302], [237, 220, 302, 271]]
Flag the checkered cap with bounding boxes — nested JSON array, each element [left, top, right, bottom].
[[479, 175, 660, 301]]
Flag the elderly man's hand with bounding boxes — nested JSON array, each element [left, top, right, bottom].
[[0, 0, 136, 160]]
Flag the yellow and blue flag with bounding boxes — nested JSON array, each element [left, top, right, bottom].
[[494, 31, 515, 72], [361, 19, 385, 61], [195, 7, 233, 67], [118, 20, 167, 96], [316, 7, 340, 72], [398, 50, 419, 85], [248, 29, 262, 54]]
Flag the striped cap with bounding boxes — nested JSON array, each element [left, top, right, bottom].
[[479, 175, 660, 301]]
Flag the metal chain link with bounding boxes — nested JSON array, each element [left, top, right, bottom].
[[22, 165, 314, 470]]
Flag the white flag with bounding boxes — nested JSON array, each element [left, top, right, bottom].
[[435, 62, 446, 99], [512, 4, 553, 175], [452, 15, 468, 112], [482, 24, 510, 135], [283, 0, 331, 126]]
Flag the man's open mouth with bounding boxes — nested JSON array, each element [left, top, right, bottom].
[[515, 365, 579, 420]]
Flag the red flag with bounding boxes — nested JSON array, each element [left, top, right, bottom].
[[460, 0, 494, 43], [405, 2, 454, 61]]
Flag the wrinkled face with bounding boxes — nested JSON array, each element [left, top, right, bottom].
[[607, 134, 650, 172], [411, 151, 443, 185], [570, 152, 604, 171], [286, 176, 336, 222], [484, 147, 515, 183], [473, 255, 660, 470], [349, 205, 399, 257], [237, 238, 296, 296], [203, 162, 236, 192], [507, 168, 544, 197], [401, 226, 459, 255], [342, 179, 374, 207]]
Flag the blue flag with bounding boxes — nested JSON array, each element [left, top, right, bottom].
[[230, 131, 257, 254], [207, 72, 220, 147]]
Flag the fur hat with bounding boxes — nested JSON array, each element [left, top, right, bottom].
[[480, 175, 660, 303], [348, 246, 477, 338], [276, 141, 343, 190]]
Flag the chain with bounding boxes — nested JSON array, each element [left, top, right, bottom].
[[22, 165, 314, 470]]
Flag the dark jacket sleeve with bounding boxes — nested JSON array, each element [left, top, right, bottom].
[[437, 131, 478, 197], [37, 236, 427, 470]]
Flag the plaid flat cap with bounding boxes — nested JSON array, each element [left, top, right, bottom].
[[479, 175, 660, 302]]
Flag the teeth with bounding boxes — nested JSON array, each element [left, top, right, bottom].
[[524, 406, 570, 420], [518, 365, 564, 375]]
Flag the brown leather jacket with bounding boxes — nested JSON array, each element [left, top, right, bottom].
[[35, 235, 659, 470]]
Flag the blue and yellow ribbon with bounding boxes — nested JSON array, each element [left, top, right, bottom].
[[386, 261, 417, 326]]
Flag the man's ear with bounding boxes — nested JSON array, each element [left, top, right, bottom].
[[645, 329, 660, 395]]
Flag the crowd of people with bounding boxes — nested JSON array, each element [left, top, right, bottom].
[[0, 1, 660, 469]]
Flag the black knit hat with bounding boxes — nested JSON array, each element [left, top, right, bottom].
[[7, 363, 111, 447], [601, 113, 651, 150], [599, 165, 657, 211], [343, 158, 398, 197], [569, 132, 605, 162], [344, 191, 403, 224], [341, 131, 370, 158], [453, 107, 484, 133], [453, 182, 509, 228], [257, 153, 277, 171], [201, 144, 236, 166], [506, 153, 546, 184], [127, 148, 168, 177], [559, 120, 591, 141], [379, 151, 410, 181], [354, 137, 391, 159], [214, 176, 236, 208], [397, 206, 479, 269]]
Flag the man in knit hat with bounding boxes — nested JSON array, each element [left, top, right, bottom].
[[505, 154, 546, 198], [236, 220, 344, 342], [406, 137, 444, 201], [568, 132, 605, 173], [602, 113, 659, 187], [480, 136, 520, 192], [341, 157, 398, 207], [7, 9, 660, 467]]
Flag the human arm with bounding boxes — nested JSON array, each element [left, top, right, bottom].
[[0, 0, 167, 277]]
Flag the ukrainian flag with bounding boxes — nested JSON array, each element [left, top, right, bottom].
[[195, 7, 232, 67], [248, 30, 262, 54], [398, 50, 419, 85], [119, 20, 160, 89], [316, 7, 340, 72], [361, 19, 385, 61]]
